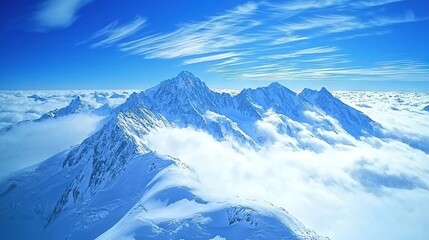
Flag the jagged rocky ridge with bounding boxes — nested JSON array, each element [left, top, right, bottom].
[[0, 71, 382, 239]]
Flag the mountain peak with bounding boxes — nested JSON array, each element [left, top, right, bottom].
[[69, 95, 83, 106], [142, 71, 215, 113], [177, 70, 195, 78], [173, 70, 204, 88], [266, 82, 297, 95], [299, 88, 316, 94], [35, 96, 93, 121], [67, 96, 92, 112], [117, 92, 144, 112], [268, 82, 282, 89], [319, 87, 332, 96], [299, 87, 332, 99], [146, 71, 209, 95], [299, 87, 377, 137]]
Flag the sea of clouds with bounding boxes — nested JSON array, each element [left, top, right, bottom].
[[0, 90, 132, 179], [0, 90, 428, 240], [145, 91, 429, 240]]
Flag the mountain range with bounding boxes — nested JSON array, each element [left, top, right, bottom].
[[0, 71, 383, 239]]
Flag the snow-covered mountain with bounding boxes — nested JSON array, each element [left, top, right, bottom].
[[299, 88, 379, 137], [0, 96, 113, 135], [36, 96, 95, 121], [137, 71, 379, 146], [0, 71, 384, 239]]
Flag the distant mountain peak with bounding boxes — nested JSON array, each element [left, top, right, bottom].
[[299, 88, 316, 94], [36, 96, 93, 121], [65, 96, 93, 112], [68, 96, 85, 109], [319, 87, 332, 96], [299, 87, 331, 97], [299, 87, 331, 102]]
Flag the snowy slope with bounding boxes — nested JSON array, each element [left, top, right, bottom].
[[299, 88, 379, 137], [0, 97, 326, 239], [0, 71, 386, 239]]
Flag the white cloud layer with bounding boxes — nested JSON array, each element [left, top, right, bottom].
[[144, 92, 429, 240], [0, 113, 104, 180], [335, 91, 429, 152], [0, 90, 132, 128], [0, 90, 133, 179]]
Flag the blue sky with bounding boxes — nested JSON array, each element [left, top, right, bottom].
[[1, 0, 429, 91]]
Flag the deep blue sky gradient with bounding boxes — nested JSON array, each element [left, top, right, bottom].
[[1, 0, 428, 91]]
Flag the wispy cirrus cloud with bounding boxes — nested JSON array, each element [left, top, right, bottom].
[[278, 10, 420, 35], [334, 30, 391, 40], [118, 2, 262, 59], [34, 0, 94, 30], [274, 0, 403, 11], [262, 46, 338, 60], [274, 0, 347, 11], [351, 0, 404, 8], [233, 60, 429, 81], [276, 14, 356, 34], [271, 35, 309, 45], [84, 0, 429, 82], [90, 16, 147, 48], [328, 10, 420, 33], [183, 52, 242, 65], [367, 10, 420, 27]]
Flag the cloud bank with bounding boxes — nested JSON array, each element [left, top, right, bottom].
[[144, 92, 429, 240], [0, 90, 131, 128], [0, 113, 104, 179], [0, 90, 132, 179], [146, 126, 429, 240]]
